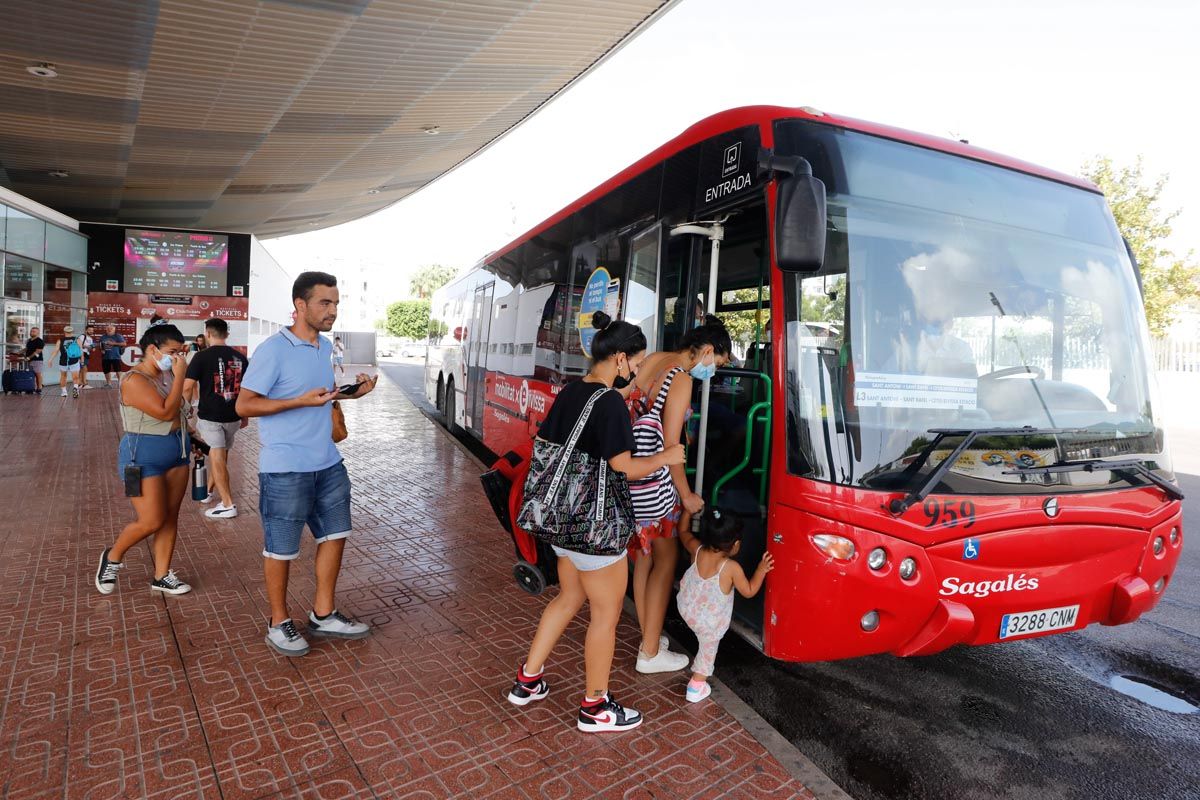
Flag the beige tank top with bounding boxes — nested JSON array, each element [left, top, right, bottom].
[[120, 371, 184, 436]]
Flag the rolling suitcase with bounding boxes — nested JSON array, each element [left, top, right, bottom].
[[3, 358, 37, 394], [480, 447, 559, 595]]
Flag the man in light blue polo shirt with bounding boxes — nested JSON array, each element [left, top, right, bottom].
[[237, 271, 377, 657]]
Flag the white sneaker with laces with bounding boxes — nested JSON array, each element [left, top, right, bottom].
[[199, 492, 216, 504], [308, 609, 370, 639], [60, 387, 68, 397], [636, 646, 690, 674], [266, 619, 310, 656], [205, 504, 238, 519]]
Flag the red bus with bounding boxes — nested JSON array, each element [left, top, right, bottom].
[[425, 105, 1184, 662]]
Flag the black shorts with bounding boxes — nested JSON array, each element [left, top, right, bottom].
[[102, 358, 122, 373]]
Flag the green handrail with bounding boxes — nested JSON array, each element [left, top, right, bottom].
[[710, 401, 772, 510]]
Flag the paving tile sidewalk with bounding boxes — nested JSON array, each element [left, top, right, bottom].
[[0, 376, 814, 800]]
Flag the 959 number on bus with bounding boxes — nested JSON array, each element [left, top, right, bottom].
[[998, 604, 1080, 640]]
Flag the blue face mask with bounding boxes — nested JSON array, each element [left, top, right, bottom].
[[156, 352, 173, 371], [690, 356, 716, 382]]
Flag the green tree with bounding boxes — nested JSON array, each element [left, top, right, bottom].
[[409, 264, 457, 299], [1081, 156, 1199, 336], [386, 299, 431, 340]]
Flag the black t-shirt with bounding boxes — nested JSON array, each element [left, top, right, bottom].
[[25, 338, 44, 361], [185, 345, 249, 423], [537, 380, 634, 462]]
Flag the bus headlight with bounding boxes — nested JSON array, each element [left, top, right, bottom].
[[1170, 527, 1180, 545], [1153, 577, 1166, 593], [1153, 536, 1165, 556], [861, 610, 880, 632], [867, 548, 887, 570], [811, 534, 855, 561], [898, 557, 918, 580]]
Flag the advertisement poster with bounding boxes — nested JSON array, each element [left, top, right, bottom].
[[577, 267, 610, 357]]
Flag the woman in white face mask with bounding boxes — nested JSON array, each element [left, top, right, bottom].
[[95, 321, 194, 598], [623, 315, 732, 675]]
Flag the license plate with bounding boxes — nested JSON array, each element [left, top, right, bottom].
[[999, 604, 1080, 640]]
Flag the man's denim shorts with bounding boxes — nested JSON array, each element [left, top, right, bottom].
[[259, 460, 352, 560]]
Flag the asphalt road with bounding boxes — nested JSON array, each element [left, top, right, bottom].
[[381, 361, 1200, 800]]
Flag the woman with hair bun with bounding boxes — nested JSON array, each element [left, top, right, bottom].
[[625, 315, 733, 675], [506, 311, 686, 733], [94, 322, 194, 598]]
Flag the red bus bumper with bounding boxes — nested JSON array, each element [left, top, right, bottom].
[[763, 501, 1183, 663]]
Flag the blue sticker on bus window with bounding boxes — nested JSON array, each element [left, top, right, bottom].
[[962, 538, 980, 560], [577, 267, 611, 357]]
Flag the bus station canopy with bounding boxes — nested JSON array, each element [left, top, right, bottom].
[[0, 0, 674, 237]]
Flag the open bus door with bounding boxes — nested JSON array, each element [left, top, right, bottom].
[[671, 203, 775, 648], [465, 281, 494, 436]]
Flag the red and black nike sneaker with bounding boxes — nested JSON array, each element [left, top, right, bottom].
[[507, 666, 549, 706], [577, 693, 642, 733]]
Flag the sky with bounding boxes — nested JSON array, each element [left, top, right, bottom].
[[263, 0, 1199, 302]]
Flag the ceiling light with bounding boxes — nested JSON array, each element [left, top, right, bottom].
[[422, 125, 440, 135], [366, 188, 380, 195], [48, 170, 69, 178], [27, 63, 58, 78]]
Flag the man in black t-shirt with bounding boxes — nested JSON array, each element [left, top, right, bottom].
[[183, 318, 249, 519], [24, 327, 45, 394]]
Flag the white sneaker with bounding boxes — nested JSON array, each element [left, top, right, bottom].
[[636, 646, 690, 674], [266, 619, 310, 657], [83, 384, 94, 390], [60, 388, 68, 397], [308, 609, 370, 639], [205, 504, 238, 519], [199, 492, 217, 504], [686, 682, 712, 703]]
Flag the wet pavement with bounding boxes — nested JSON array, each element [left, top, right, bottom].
[[0, 372, 814, 800], [382, 361, 1200, 800]]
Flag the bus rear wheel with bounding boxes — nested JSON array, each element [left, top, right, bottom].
[[444, 378, 459, 434], [513, 560, 547, 595], [435, 374, 445, 412]]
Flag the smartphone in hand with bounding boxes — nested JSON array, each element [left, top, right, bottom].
[[338, 381, 366, 396]]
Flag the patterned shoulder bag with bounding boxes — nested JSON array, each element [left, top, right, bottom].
[[516, 388, 636, 555]]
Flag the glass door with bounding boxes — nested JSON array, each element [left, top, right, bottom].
[[466, 281, 494, 434], [622, 224, 662, 350]]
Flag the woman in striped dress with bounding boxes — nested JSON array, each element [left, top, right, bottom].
[[627, 317, 733, 674]]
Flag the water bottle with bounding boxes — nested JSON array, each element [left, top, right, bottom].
[[192, 455, 208, 502]]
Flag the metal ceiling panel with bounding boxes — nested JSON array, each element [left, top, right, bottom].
[[0, 0, 675, 236]]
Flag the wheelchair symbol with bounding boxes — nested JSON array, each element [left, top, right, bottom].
[[963, 538, 980, 560]]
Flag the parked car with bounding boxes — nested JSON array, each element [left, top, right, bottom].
[[399, 343, 428, 359], [376, 349, 393, 358]]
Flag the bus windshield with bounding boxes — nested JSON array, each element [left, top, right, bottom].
[[775, 121, 1171, 495]]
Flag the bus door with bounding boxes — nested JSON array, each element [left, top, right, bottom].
[[682, 203, 774, 641], [465, 281, 494, 435]]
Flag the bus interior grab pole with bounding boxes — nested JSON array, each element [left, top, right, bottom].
[[670, 219, 726, 512]]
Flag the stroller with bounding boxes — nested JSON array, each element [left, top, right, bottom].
[[480, 446, 559, 595]]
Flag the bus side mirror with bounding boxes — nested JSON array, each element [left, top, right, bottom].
[[775, 169, 827, 272]]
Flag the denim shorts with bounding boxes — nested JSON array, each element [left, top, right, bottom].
[[117, 431, 189, 479], [259, 461, 352, 560], [552, 546, 627, 572]]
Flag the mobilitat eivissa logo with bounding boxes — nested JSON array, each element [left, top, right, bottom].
[[940, 573, 1040, 598]]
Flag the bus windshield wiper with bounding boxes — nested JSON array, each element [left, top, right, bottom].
[[888, 426, 1081, 516], [1004, 458, 1184, 501]]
